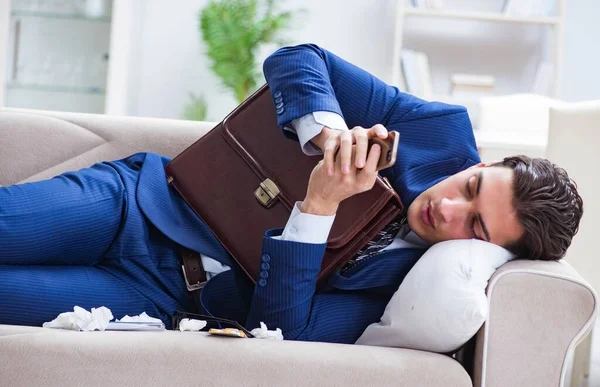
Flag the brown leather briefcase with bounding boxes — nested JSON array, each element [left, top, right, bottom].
[[165, 84, 403, 287]]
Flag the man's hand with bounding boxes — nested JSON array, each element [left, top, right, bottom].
[[311, 124, 388, 176], [300, 142, 382, 216]]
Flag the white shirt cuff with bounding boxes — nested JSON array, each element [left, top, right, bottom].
[[273, 201, 336, 244], [200, 255, 231, 280], [284, 111, 348, 156]]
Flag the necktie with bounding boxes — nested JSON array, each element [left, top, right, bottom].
[[341, 214, 408, 271]]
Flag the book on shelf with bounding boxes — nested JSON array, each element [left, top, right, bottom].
[[451, 74, 495, 88], [400, 50, 419, 95], [531, 61, 555, 96], [400, 49, 433, 99], [451, 73, 495, 98], [416, 53, 434, 98], [503, 0, 555, 17]]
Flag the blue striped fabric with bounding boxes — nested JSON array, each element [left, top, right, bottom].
[[262, 43, 481, 205], [0, 43, 481, 344], [0, 154, 195, 328]]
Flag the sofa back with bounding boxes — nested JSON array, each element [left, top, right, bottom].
[[0, 108, 215, 186]]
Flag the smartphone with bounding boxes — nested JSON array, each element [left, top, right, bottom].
[[369, 130, 399, 171]]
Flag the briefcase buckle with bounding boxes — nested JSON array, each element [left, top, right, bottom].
[[254, 178, 280, 208]]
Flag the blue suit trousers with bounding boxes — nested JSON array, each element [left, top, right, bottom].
[[0, 154, 195, 328]]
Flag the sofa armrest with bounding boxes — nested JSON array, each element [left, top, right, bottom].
[[473, 259, 597, 387]]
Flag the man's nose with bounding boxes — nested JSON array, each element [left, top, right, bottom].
[[438, 197, 470, 223]]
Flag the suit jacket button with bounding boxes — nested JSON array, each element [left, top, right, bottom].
[[260, 270, 269, 279], [261, 262, 270, 270], [261, 254, 271, 263], [276, 107, 285, 115], [258, 278, 267, 287], [275, 96, 283, 104], [274, 91, 282, 98], [275, 102, 283, 109]]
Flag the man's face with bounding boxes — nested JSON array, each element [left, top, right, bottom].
[[407, 163, 525, 247]]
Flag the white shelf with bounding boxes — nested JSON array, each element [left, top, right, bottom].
[[11, 11, 111, 22], [6, 83, 106, 94], [404, 7, 561, 25], [392, 0, 565, 106]]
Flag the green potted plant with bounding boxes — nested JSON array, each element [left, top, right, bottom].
[[184, 0, 302, 121]]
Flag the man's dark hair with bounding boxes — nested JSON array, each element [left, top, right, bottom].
[[491, 155, 583, 261]]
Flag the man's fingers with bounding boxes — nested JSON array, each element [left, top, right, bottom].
[[339, 131, 353, 174], [324, 126, 386, 176], [367, 124, 388, 139], [353, 128, 369, 169], [324, 136, 340, 176], [364, 143, 381, 174]]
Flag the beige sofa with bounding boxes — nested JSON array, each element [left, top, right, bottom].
[[0, 108, 597, 387]]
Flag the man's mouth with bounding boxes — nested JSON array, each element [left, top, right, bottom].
[[421, 202, 435, 229]]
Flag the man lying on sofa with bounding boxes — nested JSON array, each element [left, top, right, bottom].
[[0, 44, 583, 344]]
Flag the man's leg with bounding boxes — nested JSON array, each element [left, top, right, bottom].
[[0, 163, 125, 265], [0, 264, 166, 327]]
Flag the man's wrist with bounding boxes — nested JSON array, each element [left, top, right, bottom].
[[300, 197, 339, 216], [310, 126, 333, 152]]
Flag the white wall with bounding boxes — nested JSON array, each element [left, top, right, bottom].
[[105, 0, 144, 115], [128, 0, 397, 121], [127, 0, 599, 121], [560, 0, 600, 102]]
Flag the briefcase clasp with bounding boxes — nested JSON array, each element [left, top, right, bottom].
[[255, 178, 280, 208]]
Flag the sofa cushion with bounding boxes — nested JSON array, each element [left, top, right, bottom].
[[0, 325, 471, 387]]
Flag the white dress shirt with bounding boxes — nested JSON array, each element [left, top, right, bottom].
[[201, 111, 426, 279]]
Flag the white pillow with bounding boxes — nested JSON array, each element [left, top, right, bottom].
[[356, 239, 513, 353]]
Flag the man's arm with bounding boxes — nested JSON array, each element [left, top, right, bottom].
[[245, 141, 382, 336], [262, 43, 422, 177], [291, 109, 390, 177], [245, 44, 400, 336], [263, 43, 479, 178], [262, 43, 424, 133], [245, 43, 477, 338], [287, 112, 348, 156]]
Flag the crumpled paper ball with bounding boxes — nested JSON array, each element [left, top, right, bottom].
[[251, 322, 283, 340], [179, 318, 207, 332], [43, 306, 113, 331]]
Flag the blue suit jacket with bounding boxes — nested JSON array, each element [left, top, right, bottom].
[[136, 44, 480, 344]]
